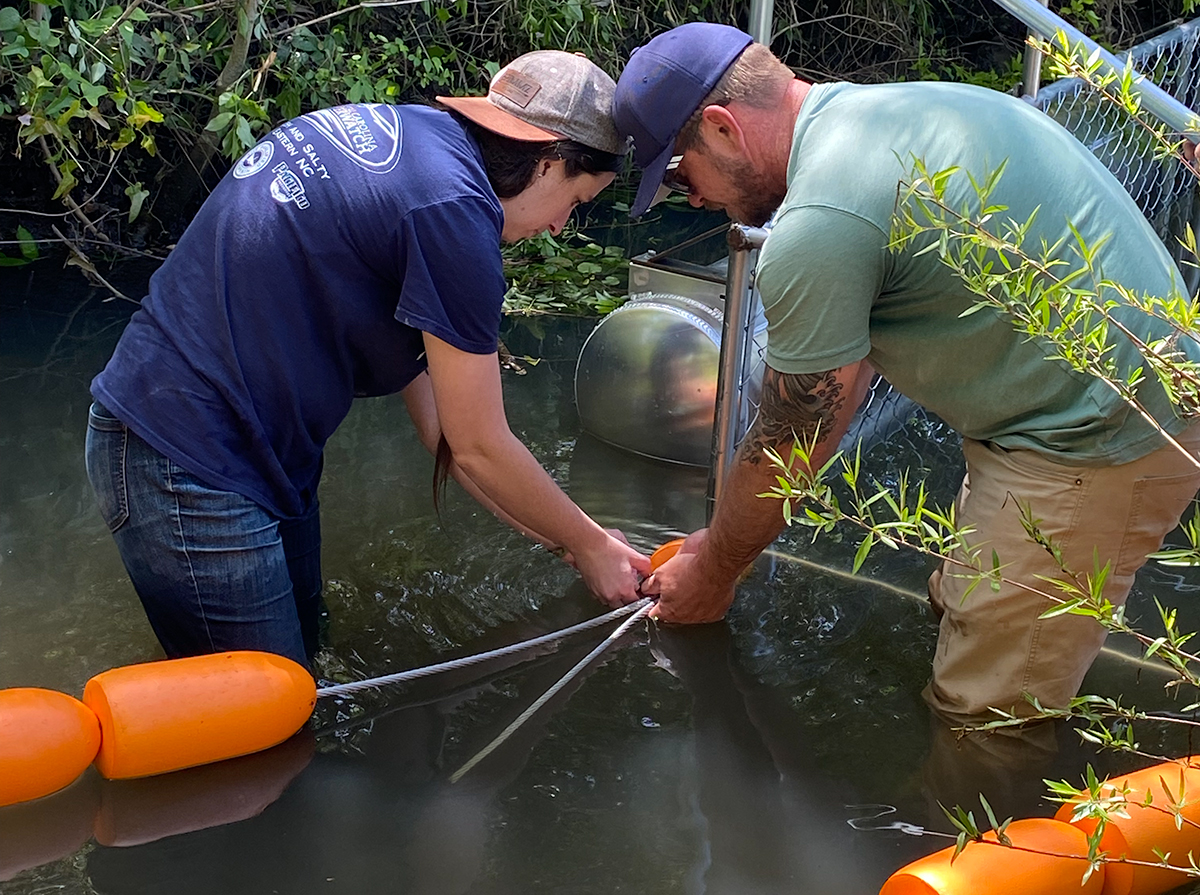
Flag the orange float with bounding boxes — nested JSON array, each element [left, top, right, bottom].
[[83, 651, 316, 779], [650, 538, 686, 571], [0, 688, 101, 807], [1055, 757, 1200, 895], [648, 537, 752, 581], [878, 817, 1108, 895]]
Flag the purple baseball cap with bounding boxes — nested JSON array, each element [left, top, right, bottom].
[[614, 23, 754, 217]]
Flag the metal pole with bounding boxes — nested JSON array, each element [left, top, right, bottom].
[[994, 0, 1200, 138], [707, 225, 767, 522], [705, 0, 775, 522], [1019, 0, 1049, 98], [747, 0, 775, 45], [700, 0, 777, 520]]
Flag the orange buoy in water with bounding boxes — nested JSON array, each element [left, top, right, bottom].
[[651, 538, 686, 571], [0, 688, 101, 807], [83, 651, 316, 780], [1055, 757, 1200, 895], [878, 817, 1107, 895], [649, 537, 752, 582]]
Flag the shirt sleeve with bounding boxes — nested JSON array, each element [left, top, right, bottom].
[[394, 197, 507, 355], [756, 204, 889, 374]]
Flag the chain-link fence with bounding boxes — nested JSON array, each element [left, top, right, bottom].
[[1032, 18, 1200, 293]]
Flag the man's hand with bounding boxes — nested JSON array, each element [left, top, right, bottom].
[[641, 529, 736, 623]]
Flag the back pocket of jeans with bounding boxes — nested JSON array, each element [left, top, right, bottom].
[[86, 403, 129, 532]]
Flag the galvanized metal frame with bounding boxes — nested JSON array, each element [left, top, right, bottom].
[[706, 1, 774, 514]]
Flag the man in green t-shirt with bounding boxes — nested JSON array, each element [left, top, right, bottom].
[[616, 23, 1200, 724]]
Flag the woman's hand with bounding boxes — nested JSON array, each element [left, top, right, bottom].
[[419, 334, 653, 606], [554, 528, 632, 568], [568, 529, 652, 607]]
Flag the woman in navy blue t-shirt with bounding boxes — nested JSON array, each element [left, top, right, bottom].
[[86, 51, 650, 669]]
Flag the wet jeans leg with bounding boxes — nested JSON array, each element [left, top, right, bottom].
[[280, 504, 323, 661], [85, 401, 320, 669]]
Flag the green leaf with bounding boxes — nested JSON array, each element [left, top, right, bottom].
[[51, 173, 77, 200], [112, 126, 135, 151], [205, 111, 234, 132], [0, 6, 21, 30], [127, 100, 164, 128], [852, 533, 874, 573], [55, 98, 82, 126], [236, 116, 254, 149], [16, 225, 38, 261], [125, 182, 149, 223]]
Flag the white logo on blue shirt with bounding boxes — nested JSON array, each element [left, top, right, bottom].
[[305, 105, 403, 174], [269, 162, 310, 209], [232, 140, 275, 179]]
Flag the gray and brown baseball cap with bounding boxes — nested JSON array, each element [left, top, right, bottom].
[[439, 51, 625, 155]]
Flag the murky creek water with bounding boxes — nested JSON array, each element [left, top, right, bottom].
[[4, 261, 1200, 894]]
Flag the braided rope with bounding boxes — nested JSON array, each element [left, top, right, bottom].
[[316, 598, 653, 699], [449, 598, 655, 782]]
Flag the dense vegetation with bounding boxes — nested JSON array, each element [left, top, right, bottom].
[[0, 0, 1190, 303]]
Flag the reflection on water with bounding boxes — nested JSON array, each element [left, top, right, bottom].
[[4, 262, 1200, 894]]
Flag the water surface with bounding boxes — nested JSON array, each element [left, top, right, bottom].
[[3, 262, 1200, 894]]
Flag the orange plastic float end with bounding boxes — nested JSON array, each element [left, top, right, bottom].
[[0, 688, 101, 807], [83, 651, 316, 780], [649, 537, 753, 582], [650, 539, 686, 571], [878, 818, 1106, 895], [1055, 757, 1200, 895], [1061, 816, 1134, 895]]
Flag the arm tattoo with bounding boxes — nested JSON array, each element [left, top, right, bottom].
[[736, 368, 846, 466]]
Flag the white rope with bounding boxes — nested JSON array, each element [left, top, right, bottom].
[[449, 598, 655, 783], [315, 598, 653, 699]]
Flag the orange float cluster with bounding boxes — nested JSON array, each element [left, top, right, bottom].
[[0, 651, 316, 808], [879, 757, 1200, 895]]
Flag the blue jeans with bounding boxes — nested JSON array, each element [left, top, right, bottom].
[[85, 401, 323, 669]]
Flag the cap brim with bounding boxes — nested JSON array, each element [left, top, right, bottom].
[[630, 142, 675, 218], [437, 96, 564, 143]]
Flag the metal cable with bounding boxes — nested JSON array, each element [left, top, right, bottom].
[[449, 598, 656, 783], [315, 598, 653, 699]]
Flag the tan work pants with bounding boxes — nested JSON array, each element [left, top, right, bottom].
[[924, 427, 1200, 725]]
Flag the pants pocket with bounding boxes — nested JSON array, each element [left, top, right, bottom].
[[85, 401, 130, 532], [1116, 468, 1200, 578]]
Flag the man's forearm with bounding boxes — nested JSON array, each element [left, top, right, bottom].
[[700, 362, 868, 583]]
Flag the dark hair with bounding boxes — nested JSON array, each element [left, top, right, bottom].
[[452, 114, 623, 198], [430, 114, 624, 508], [433, 432, 453, 515]]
